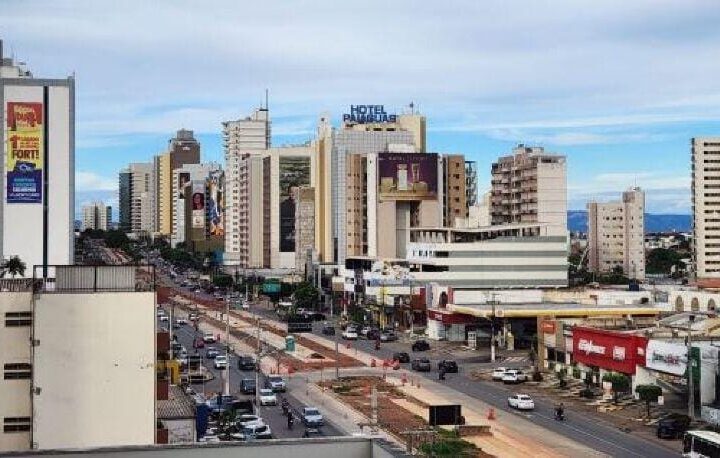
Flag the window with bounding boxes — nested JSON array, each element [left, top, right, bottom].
[[3, 363, 31, 380], [4, 312, 31, 327], [3, 417, 31, 433]]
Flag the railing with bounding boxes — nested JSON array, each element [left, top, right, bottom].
[[33, 265, 156, 293]]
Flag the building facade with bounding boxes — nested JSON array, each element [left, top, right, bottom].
[[81, 201, 111, 231], [587, 187, 645, 280], [294, 186, 316, 271], [118, 169, 132, 232], [126, 163, 154, 234], [490, 145, 567, 232], [693, 137, 720, 281], [442, 155, 468, 227], [0, 42, 74, 275], [171, 162, 221, 247]]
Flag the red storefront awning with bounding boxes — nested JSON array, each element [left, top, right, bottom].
[[572, 326, 648, 375]]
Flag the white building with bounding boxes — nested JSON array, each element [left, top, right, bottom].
[[0, 41, 74, 275], [587, 187, 645, 280], [0, 266, 156, 452], [692, 137, 720, 282], [406, 223, 568, 288], [81, 201, 111, 231]]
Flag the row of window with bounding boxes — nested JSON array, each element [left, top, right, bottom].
[[4, 363, 32, 380], [3, 417, 31, 433], [5, 312, 31, 327]]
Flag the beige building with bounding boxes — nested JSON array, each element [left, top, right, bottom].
[[0, 266, 156, 452], [693, 137, 720, 282], [294, 187, 316, 271], [490, 145, 567, 232], [587, 187, 645, 280], [442, 155, 468, 227], [154, 129, 200, 236], [128, 163, 155, 234], [81, 202, 111, 231]]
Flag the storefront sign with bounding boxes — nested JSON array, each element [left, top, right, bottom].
[[572, 327, 647, 375], [613, 346, 626, 361], [645, 340, 687, 376], [541, 320, 556, 334], [578, 339, 605, 355], [6, 102, 43, 203], [343, 105, 397, 124]]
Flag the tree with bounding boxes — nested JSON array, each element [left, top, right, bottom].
[[3, 256, 26, 278], [646, 248, 683, 275], [602, 372, 630, 404], [293, 281, 320, 311], [636, 384, 662, 418], [212, 274, 233, 289]]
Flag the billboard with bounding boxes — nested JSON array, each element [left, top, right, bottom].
[[177, 172, 190, 199], [191, 182, 205, 229], [428, 405, 462, 426], [279, 156, 311, 252], [572, 327, 647, 375], [378, 153, 437, 201], [645, 340, 687, 376], [6, 102, 43, 203], [207, 170, 224, 237]]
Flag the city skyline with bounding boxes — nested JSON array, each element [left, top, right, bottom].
[[3, 1, 720, 215]]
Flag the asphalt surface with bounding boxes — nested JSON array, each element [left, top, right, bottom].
[[159, 314, 343, 440]]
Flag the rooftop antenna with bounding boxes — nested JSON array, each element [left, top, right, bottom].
[[265, 88, 269, 111], [409, 101, 415, 115]]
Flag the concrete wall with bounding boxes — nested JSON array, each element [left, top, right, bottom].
[[32, 292, 156, 450], [670, 290, 720, 312]]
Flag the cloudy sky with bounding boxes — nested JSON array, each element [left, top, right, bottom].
[[3, 0, 720, 217]]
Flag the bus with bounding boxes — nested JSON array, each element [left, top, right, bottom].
[[683, 430, 720, 457]]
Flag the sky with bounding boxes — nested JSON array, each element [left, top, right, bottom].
[[3, 0, 720, 218]]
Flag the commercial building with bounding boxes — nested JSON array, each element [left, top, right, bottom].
[[692, 137, 720, 283], [171, 162, 221, 247], [80, 201, 111, 231], [153, 129, 200, 236], [179, 169, 225, 257], [0, 266, 156, 452], [490, 145, 567, 232], [0, 40, 74, 275], [587, 187, 645, 280], [294, 186, 316, 271]]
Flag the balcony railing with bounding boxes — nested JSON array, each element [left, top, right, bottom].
[[33, 265, 156, 293]]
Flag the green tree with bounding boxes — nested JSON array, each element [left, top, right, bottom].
[[635, 384, 663, 418], [3, 256, 26, 278], [293, 281, 320, 311], [602, 372, 630, 403], [646, 248, 683, 275], [212, 274, 233, 289]]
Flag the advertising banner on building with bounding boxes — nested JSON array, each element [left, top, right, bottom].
[[279, 156, 311, 252], [645, 340, 687, 376], [191, 182, 205, 229], [378, 153, 438, 201], [207, 170, 224, 236], [6, 102, 43, 203], [177, 172, 190, 199], [572, 327, 647, 375]]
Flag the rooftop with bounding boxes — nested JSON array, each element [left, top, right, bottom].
[[448, 301, 662, 318], [157, 385, 196, 420]]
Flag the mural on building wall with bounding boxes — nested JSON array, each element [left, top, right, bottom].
[[279, 157, 311, 252], [378, 152, 438, 201], [207, 170, 224, 236]]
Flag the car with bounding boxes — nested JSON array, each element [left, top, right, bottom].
[[240, 378, 257, 395], [502, 369, 528, 384], [366, 329, 381, 341], [507, 394, 535, 410], [321, 324, 336, 336], [171, 342, 183, 354], [195, 289, 202, 294], [438, 360, 459, 373], [491, 367, 509, 381], [411, 358, 432, 372], [192, 338, 205, 349], [242, 423, 272, 439], [206, 346, 220, 358], [411, 340, 430, 352], [176, 317, 188, 325], [205, 395, 243, 414], [235, 414, 264, 428], [259, 388, 277, 406], [265, 375, 286, 392], [214, 355, 228, 369], [393, 352, 410, 363], [238, 355, 257, 371], [301, 407, 324, 427], [342, 329, 358, 340], [172, 321, 181, 329], [203, 332, 216, 343], [359, 326, 373, 338], [242, 300, 250, 310], [656, 414, 691, 439], [159, 315, 169, 322], [380, 331, 398, 342], [156, 309, 166, 317], [188, 313, 199, 321]]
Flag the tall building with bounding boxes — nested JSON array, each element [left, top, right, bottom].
[[465, 160, 478, 207], [223, 108, 270, 266], [153, 129, 200, 236], [294, 187, 316, 271], [0, 266, 156, 452], [692, 137, 720, 281], [442, 155, 468, 227], [179, 169, 225, 256], [587, 187, 645, 280], [0, 40, 74, 275], [81, 201, 111, 231], [124, 162, 154, 234], [171, 162, 221, 247], [490, 145, 567, 231], [118, 169, 132, 232]]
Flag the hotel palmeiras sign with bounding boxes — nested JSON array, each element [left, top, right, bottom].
[[343, 105, 397, 124]]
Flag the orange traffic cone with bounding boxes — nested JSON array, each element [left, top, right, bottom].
[[487, 408, 496, 420], [370, 358, 376, 367]]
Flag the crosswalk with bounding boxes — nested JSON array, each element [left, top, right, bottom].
[[503, 356, 530, 363]]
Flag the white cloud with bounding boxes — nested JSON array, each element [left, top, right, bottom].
[[75, 171, 116, 191]]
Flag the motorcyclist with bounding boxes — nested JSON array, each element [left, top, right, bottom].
[[287, 413, 294, 430], [555, 402, 565, 420], [439, 367, 446, 380], [375, 339, 381, 351], [281, 398, 290, 416]]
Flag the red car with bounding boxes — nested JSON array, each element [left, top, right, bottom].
[[192, 338, 205, 349]]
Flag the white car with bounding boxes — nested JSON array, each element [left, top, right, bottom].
[[491, 367, 509, 381], [214, 355, 228, 369], [242, 301, 250, 310], [203, 332, 216, 343], [259, 389, 277, 406], [507, 394, 535, 410], [342, 329, 358, 340], [502, 369, 528, 384], [236, 414, 264, 428], [159, 315, 169, 322], [176, 317, 188, 325]]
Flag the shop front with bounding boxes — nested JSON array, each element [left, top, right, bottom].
[[571, 327, 648, 388], [427, 309, 475, 342]]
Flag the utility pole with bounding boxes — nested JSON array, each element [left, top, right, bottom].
[[255, 314, 262, 413], [169, 303, 174, 359], [489, 293, 497, 363], [223, 293, 230, 396], [335, 338, 340, 379], [688, 314, 696, 419]]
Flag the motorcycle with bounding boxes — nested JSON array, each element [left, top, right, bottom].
[[287, 415, 294, 430], [554, 410, 565, 421]]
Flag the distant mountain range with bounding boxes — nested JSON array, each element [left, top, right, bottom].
[[568, 210, 691, 233]]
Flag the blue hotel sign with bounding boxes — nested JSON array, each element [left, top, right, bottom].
[[343, 105, 397, 124]]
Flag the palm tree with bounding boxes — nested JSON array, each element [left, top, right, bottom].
[[4, 256, 26, 278]]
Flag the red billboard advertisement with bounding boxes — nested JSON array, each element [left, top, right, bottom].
[[572, 327, 647, 375], [378, 153, 438, 201]]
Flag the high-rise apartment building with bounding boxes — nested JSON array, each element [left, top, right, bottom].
[[118, 169, 132, 232], [294, 187, 316, 271], [0, 40, 74, 275], [587, 187, 645, 280], [490, 145, 567, 231], [81, 201, 111, 231], [442, 155, 468, 227], [154, 129, 200, 236], [465, 160, 478, 207], [122, 163, 154, 234], [692, 137, 720, 281], [223, 108, 270, 266]]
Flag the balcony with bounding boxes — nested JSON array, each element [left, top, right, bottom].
[[33, 265, 157, 293]]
